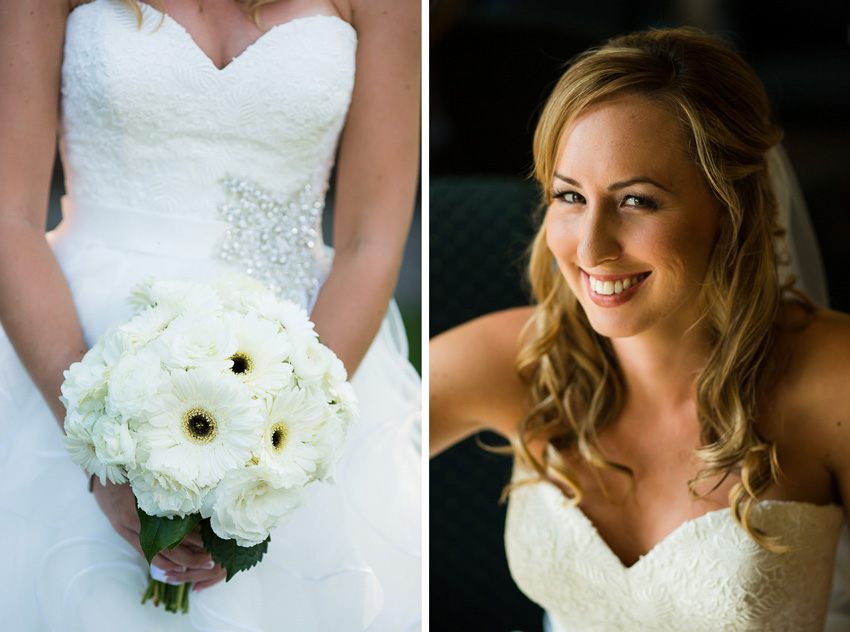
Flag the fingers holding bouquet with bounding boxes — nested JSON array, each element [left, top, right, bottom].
[[90, 478, 225, 587]]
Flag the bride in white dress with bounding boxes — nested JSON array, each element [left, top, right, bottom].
[[0, 0, 420, 630], [431, 27, 849, 631]]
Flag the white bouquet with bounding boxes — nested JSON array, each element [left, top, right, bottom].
[[60, 274, 358, 612]]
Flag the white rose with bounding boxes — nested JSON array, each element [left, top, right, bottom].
[[291, 338, 331, 386], [330, 381, 359, 428], [100, 328, 135, 367], [105, 349, 171, 420], [178, 283, 223, 315], [128, 466, 208, 518], [209, 466, 306, 547], [92, 414, 137, 470], [156, 314, 236, 370], [306, 399, 348, 482], [61, 358, 108, 410]]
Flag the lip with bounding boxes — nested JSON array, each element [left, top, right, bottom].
[[581, 269, 651, 308]]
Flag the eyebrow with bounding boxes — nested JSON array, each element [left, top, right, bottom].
[[554, 173, 671, 192]]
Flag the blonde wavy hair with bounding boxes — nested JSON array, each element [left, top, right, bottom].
[[116, 0, 279, 26], [515, 27, 793, 549]]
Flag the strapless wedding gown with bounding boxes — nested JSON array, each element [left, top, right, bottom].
[[0, 1, 421, 630], [505, 467, 846, 631]]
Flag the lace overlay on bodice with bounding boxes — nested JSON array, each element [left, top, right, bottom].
[[505, 469, 843, 631], [60, 0, 356, 303]]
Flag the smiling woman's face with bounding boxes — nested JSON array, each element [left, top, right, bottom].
[[545, 94, 721, 340]]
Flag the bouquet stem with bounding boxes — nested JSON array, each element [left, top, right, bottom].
[[141, 573, 191, 613]]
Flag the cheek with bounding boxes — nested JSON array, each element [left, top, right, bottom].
[[544, 211, 577, 261], [630, 219, 713, 280]]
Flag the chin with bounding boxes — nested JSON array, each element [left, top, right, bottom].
[[581, 310, 648, 339]]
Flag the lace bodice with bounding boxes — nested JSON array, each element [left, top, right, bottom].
[[505, 471, 843, 631], [59, 0, 356, 302]]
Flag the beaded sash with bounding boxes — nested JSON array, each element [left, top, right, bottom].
[[217, 178, 326, 304]]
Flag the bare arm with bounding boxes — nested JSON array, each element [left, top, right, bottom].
[[762, 309, 850, 521], [0, 1, 85, 426], [796, 312, 850, 515], [308, 0, 420, 376], [429, 308, 534, 457]]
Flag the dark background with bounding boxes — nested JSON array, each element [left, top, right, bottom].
[[430, 1, 850, 630]]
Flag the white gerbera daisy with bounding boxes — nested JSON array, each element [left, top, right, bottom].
[[221, 312, 293, 395], [127, 279, 221, 315], [209, 465, 306, 547], [258, 386, 328, 485], [137, 369, 263, 488], [127, 278, 187, 310], [65, 415, 127, 485], [129, 465, 209, 518], [119, 303, 181, 345], [209, 274, 273, 311], [250, 293, 316, 342]]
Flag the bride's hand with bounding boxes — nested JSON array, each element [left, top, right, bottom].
[[91, 478, 226, 590]]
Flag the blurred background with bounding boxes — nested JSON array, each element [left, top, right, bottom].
[[430, 1, 850, 630]]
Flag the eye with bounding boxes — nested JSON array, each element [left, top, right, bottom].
[[622, 195, 658, 210], [553, 190, 585, 205]]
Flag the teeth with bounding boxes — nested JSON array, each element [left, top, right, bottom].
[[589, 274, 645, 296]]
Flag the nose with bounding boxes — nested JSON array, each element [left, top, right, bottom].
[[576, 204, 621, 268]]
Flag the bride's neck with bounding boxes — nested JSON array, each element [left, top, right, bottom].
[[610, 326, 712, 412]]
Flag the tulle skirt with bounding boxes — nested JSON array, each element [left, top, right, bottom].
[[0, 204, 421, 631]]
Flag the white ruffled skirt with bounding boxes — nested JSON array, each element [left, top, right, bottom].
[[0, 203, 421, 631]]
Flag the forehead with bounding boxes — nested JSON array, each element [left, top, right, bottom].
[[556, 95, 696, 188]]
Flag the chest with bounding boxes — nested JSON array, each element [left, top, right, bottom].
[[77, 0, 345, 71], [552, 404, 836, 568], [504, 475, 843, 632]]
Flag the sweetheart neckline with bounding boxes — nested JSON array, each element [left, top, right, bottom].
[[530, 475, 842, 571], [71, 0, 355, 73]]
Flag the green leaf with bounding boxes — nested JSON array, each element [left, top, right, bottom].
[[200, 519, 270, 581], [136, 505, 202, 564]]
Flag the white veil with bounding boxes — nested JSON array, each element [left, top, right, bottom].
[[771, 145, 850, 628], [770, 145, 829, 307]]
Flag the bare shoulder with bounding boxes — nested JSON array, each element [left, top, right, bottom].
[[429, 307, 535, 456], [769, 306, 850, 472], [344, 0, 418, 29], [777, 306, 850, 391], [431, 306, 536, 388]]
